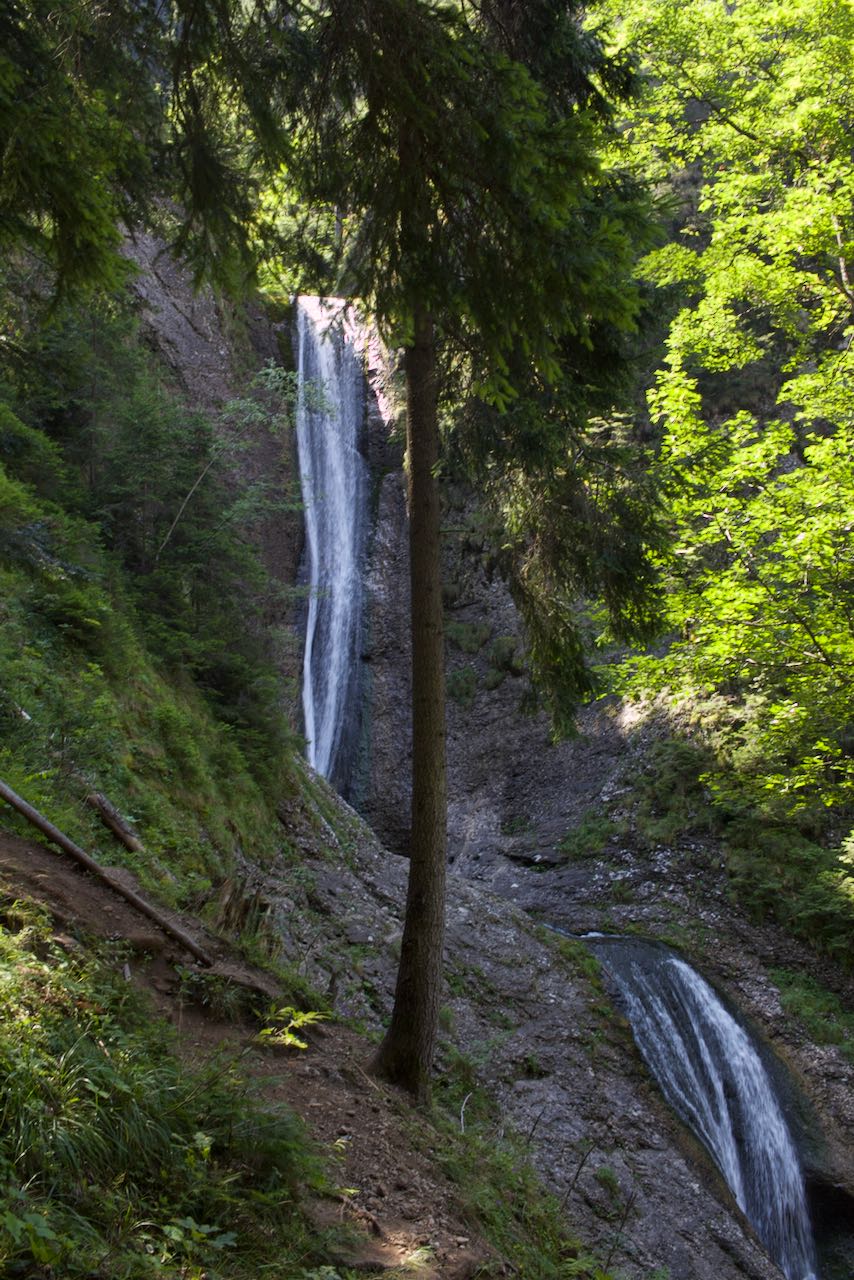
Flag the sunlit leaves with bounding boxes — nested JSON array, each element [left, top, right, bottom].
[[599, 0, 854, 828]]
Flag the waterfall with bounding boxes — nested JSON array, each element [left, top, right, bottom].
[[590, 937, 818, 1280], [294, 296, 367, 793]]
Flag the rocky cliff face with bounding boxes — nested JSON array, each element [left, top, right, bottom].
[[126, 231, 304, 714], [257, 775, 785, 1280], [356, 365, 854, 1278]]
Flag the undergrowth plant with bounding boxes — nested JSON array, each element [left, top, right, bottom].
[[258, 1005, 329, 1049], [623, 711, 854, 970], [0, 903, 336, 1279], [769, 969, 854, 1064]]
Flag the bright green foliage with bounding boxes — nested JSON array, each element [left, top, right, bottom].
[[0, 908, 325, 1278], [599, 0, 854, 837], [630, 413, 854, 818], [257, 1005, 328, 1049]]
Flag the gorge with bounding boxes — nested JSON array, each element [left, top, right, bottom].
[[3, 4, 854, 1278], [291, 296, 853, 1280]]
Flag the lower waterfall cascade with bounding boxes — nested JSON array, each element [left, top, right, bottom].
[[589, 936, 819, 1280], [294, 296, 368, 793]]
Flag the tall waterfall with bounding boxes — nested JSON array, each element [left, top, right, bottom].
[[294, 296, 367, 792], [591, 937, 818, 1280]]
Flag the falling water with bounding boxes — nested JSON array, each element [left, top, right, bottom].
[[590, 937, 818, 1280], [294, 296, 367, 792]]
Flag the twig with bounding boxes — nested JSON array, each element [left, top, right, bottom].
[[560, 1139, 595, 1211], [155, 449, 222, 562], [525, 1106, 546, 1145], [603, 1187, 637, 1272], [459, 1091, 473, 1134], [354, 1062, 383, 1094]]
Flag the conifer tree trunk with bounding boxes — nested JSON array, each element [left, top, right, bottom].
[[372, 304, 447, 1100]]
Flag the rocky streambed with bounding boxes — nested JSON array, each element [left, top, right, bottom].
[[250, 764, 852, 1280]]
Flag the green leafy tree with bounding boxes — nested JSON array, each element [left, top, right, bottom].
[[598, 1, 854, 852]]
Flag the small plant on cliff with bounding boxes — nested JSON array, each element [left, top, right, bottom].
[[558, 812, 623, 861], [769, 969, 854, 1063], [447, 666, 478, 711], [446, 620, 492, 655], [258, 1005, 329, 1050]]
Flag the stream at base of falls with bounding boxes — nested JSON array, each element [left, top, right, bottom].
[[585, 935, 818, 1280], [294, 296, 367, 794]]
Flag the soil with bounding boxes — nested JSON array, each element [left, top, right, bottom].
[[0, 830, 496, 1280]]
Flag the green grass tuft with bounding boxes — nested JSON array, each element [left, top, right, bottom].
[[0, 909, 334, 1279], [769, 968, 854, 1063]]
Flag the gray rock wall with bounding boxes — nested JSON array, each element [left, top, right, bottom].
[[355, 370, 854, 1278]]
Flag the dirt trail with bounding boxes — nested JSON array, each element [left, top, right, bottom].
[[0, 829, 495, 1280]]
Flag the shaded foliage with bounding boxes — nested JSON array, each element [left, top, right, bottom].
[[0, 909, 325, 1278]]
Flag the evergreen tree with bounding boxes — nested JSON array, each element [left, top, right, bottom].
[[0, 0, 161, 290], [0, 0, 295, 291], [4, 0, 662, 1096], [279, 0, 660, 1097]]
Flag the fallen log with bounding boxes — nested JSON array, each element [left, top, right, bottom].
[[84, 789, 145, 852], [0, 777, 212, 966]]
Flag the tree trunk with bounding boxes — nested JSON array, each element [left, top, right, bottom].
[[372, 304, 447, 1100]]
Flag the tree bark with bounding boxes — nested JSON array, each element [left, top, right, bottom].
[[372, 304, 447, 1100], [83, 789, 145, 852]]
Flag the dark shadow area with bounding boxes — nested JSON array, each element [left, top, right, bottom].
[[808, 1176, 854, 1280]]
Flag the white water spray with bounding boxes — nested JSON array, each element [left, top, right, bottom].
[[294, 296, 367, 789], [592, 939, 817, 1280]]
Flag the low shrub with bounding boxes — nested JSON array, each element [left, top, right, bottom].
[[0, 909, 327, 1278]]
